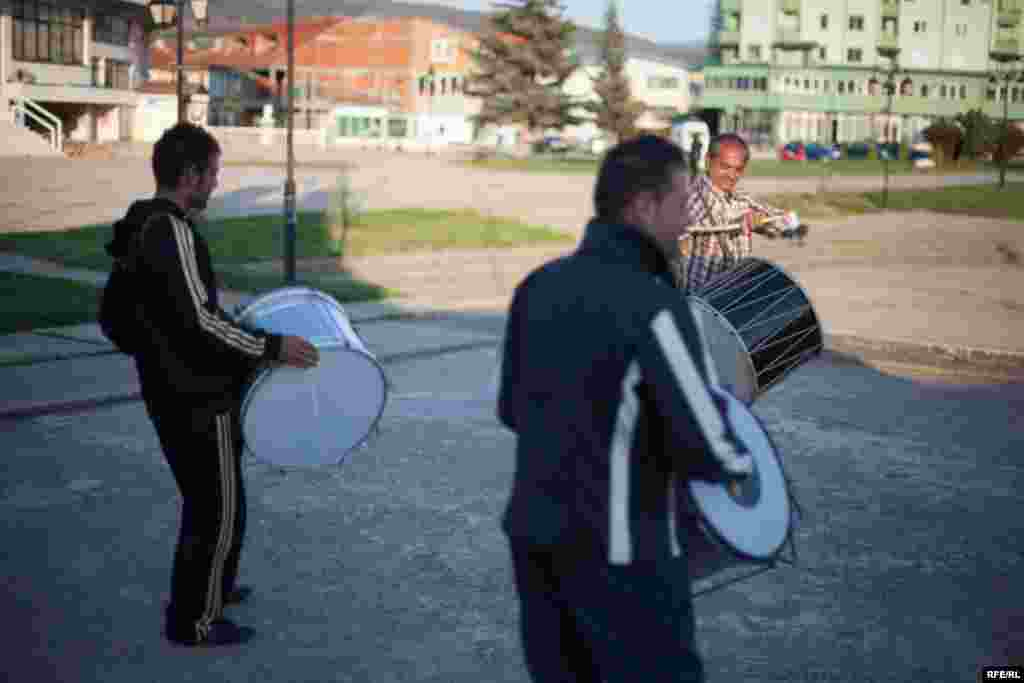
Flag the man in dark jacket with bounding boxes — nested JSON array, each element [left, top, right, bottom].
[[497, 135, 753, 682], [107, 123, 318, 647]]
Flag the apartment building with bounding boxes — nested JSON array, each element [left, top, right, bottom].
[[699, 0, 1024, 146], [1, 0, 149, 147]]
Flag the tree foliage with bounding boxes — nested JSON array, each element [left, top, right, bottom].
[[464, 0, 582, 136], [586, 1, 644, 142]]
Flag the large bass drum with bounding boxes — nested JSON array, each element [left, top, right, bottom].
[[237, 287, 387, 468], [686, 258, 823, 404]]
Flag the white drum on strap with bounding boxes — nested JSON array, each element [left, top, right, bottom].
[[237, 287, 387, 467], [684, 390, 798, 595]]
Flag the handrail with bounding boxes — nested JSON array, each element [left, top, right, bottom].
[[11, 95, 62, 153], [11, 100, 57, 151]]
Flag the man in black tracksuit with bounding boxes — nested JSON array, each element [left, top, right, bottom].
[[106, 123, 318, 647], [498, 135, 753, 682]]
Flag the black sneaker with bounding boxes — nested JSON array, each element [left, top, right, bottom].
[[166, 618, 255, 647]]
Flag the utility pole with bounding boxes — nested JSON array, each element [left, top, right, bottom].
[[283, 0, 296, 283]]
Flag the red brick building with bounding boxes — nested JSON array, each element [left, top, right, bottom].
[[149, 15, 484, 144]]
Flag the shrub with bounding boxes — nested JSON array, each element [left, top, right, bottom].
[[923, 120, 962, 167], [992, 122, 1024, 163]]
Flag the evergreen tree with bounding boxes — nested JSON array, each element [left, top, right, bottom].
[[464, 0, 582, 139], [587, 0, 644, 143]]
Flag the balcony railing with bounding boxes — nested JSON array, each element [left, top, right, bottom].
[[997, 0, 1022, 27], [881, 0, 900, 19], [780, 0, 800, 14], [993, 36, 1020, 55], [717, 30, 740, 46], [878, 31, 899, 52]]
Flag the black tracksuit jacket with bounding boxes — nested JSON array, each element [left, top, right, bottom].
[[498, 219, 753, 567], [107, 198, 283, 418]]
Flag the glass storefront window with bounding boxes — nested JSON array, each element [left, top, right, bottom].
[[12, 1, 84, 65]]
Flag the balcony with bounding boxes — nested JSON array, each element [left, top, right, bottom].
[[881, 0, 899, 19], [717, 30, 740, 47], [997, 0, 1022, 27], [780, 0, 800, 14], [878, 31, 899, 53], [992, 35, 1020, 57], [772, 28, 816, 50]]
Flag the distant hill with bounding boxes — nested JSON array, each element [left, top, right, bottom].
[[191, 0, 708, 69]]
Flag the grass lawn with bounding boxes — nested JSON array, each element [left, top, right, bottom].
[[760, 182, 1024, 223], [459, 156, 1021, 178], [0, 209, 573, 323], [0, 272, 100, 336]]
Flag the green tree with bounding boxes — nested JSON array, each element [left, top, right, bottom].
[[464, 0, 582, 140], [954, 108, 998, 161], [586, 1, 645, 143]]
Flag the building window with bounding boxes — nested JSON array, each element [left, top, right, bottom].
[[849, 15, 864, 31], [11, 1, 85, 65], [847, 48, 863, 63], [960, 84, 967, 99], [848, 80, 856, 93], [748, 44, 762, 60], [820, 14, 828, 30], [1013, 87, 1020, 103], [921, 84, 929, 97], [955, 24, 968, 36], [94, 14, 131, 46], [913, 20, 927, 33], [104, 59, 131, 90], [961, 0, 970, 5], [431, 38, 453, 63], [940, 84, 947, 97], [824, 80, 831, 92], [819, 46, 827, 61], [838, 80, 845, 94]]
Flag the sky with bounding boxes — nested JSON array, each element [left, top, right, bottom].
[[424, 0, 713, 45]]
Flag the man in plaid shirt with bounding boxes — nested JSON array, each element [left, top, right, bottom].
[[676, 133, 799, 293]]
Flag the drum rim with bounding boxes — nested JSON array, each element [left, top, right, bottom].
[[241, 346, 389, 466], [237, 285, 341, 323], [688, 394, 796, 563]]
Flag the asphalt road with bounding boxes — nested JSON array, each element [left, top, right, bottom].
[[2, 317, 1022, 682]]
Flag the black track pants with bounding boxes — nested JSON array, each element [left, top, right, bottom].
[[150, 406, 246, 641]]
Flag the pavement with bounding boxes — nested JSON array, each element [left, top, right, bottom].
[[1, 151, 1023, 681]]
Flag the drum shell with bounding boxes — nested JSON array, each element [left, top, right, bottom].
[[687, 257, 823, 401], [236, 287, 387, 467]]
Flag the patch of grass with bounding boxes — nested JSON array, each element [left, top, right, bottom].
[[0, 208, 572, 272], [216, 268, 396, 303], [760, 182, 1024, 223], [861, 183, 1024, 220], [0, 272, 100, 335]]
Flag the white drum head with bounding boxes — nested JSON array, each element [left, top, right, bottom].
[[688, 298, 758, 405], [688, 391, 791, 560], [242, 347, 386, 467]]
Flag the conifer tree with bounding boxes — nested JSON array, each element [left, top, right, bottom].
[[464, 0, 582, 138], [587, 0, 644, 143]]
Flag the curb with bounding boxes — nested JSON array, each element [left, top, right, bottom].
[[824, 331, 1024, 374]]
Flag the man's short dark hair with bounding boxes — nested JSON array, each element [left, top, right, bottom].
[[594, 135, 687, 222], [152, 123, 222, 190], [707, 133, 750, 164]]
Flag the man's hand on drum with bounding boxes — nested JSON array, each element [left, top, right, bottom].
[[280, 335, 319, 368]]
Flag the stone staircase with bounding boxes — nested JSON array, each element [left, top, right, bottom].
[[0, 119, 64, 158]]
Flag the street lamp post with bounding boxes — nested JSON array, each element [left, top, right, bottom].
[[148, 0, 208, 123], [869, 46, 911, 210], [284, 0, 296, 283], [987, 51, 1023, 190]]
